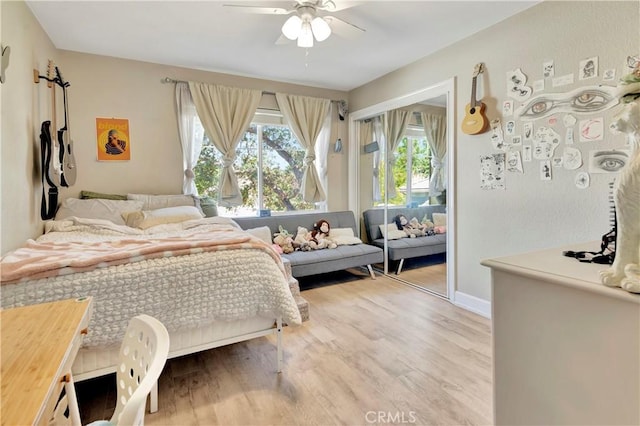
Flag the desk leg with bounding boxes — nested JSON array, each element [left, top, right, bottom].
[[64, 374, 82, 426]]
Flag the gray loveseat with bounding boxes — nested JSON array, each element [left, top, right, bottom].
[[362, 205, 447, 274], [233, 211, 383, 279]]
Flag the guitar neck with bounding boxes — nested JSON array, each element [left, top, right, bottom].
[[470, 76, 478, 108]]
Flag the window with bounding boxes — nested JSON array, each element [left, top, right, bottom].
[[193, 112, 316, 216], [376, 126, 433, 207]]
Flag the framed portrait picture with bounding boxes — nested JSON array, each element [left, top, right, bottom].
[[96, 118, 130, 161]]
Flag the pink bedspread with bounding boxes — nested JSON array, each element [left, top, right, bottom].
[[1, 225, 280, 284]]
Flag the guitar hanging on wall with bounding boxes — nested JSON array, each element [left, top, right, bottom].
[[55, 66, 77, 186], [461, 62, 489, 135]]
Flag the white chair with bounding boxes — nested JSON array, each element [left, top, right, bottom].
[[89, 314, 170, 426]]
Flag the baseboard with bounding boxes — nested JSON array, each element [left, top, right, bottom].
[[453, 291, 491, 319]]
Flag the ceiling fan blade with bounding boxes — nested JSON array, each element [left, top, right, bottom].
[[324, 15, 365, 39], [275, 34, 292, 45], [317, 1, 364, 12], [222, 4, 293, 15]]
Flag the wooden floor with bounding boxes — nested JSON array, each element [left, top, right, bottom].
[[77, 271, 492, 425]]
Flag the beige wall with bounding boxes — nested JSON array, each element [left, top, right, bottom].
[[0, 1, 348, 254], [1, 1, 59, 255], [349, 1, 638, 301]]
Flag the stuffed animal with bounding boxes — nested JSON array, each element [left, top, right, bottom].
[[394, 214, 423, 238], [273, 225, 294, 254], [310, 219, 337, 249], [408, 217, 430, 237], [421, 214, 435, 228], [293, 226, 312, 251]]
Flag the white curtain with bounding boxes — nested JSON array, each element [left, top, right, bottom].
[[421, 112, 447, 197], [315, 102, 334, 209], [175, 82, 203, 195], [188, 82, 261, 207], [275, 93, 331, 203], [384, 108, 412, 199]]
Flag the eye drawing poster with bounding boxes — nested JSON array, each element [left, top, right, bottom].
[[480, 154, 506, 190], [588, 149, 630, 173]]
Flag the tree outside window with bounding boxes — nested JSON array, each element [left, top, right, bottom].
[[194, 121, 315, 216], [376, 133, 432, 207]]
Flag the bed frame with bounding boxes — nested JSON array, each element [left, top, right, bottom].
[[73, 316, 284, 413]]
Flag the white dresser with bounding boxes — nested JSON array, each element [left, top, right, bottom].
[[482, 243, 640, 426]]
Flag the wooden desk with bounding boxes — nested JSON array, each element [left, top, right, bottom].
[[1, 297, 93, 426]]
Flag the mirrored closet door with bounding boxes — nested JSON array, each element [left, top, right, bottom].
[[348, 79, 455, 299]]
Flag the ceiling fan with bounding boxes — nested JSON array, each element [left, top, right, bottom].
[[223, 1, 366, 47]]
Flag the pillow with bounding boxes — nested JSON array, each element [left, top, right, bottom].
[[55, 198, 144, 225], [329, 227, 363, 245], [432, 212, 447, 227], [127, 193, 202, 213], [245, 226, 273, 244], [378, 223, 406, 240], [434, 225, 447, 234], [122, 206, 204, 229], [80, 190, 127, 200]]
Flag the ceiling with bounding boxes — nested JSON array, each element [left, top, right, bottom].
[[26, 0, 539, 92]]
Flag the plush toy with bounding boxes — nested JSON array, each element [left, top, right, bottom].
[[293, 226, 312, 251], [310, 219, 337, 249], [408, 217, 431, 237], [393, 214, 423, 238], [416, 216, 436, 236], [273, 225, 294, 254], [421, 214, 435, 228]]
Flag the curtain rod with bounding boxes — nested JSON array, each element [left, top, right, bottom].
[[161, 77, 344, 104]]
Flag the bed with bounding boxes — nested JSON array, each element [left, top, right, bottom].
[[0, 197, 302, 411]]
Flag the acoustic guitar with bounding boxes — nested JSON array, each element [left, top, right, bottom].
[[461, 63, 489, 135], [55, 66, 77, 186]]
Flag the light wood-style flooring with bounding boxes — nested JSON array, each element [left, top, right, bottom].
[[77, 271, 492, 425]]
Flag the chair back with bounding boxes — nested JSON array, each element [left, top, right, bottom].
[[110, 314, 170, 426]]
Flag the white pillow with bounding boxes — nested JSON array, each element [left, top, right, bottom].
[[55, 198, 144, 225], [432, 212, 447, 227], [245, 226, 273, 244], [330, 227, 363, 245], [378, 223, 406, 240], [122, 206, 204, 229], [127, 193, 201, 212]]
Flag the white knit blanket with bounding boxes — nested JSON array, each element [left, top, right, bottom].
[[0, 218, 301, 347]]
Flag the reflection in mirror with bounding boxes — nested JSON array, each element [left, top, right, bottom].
[[353, 90, 451, 299]]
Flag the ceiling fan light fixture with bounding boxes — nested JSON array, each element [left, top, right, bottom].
[[311, 17, 331, 42], [282, 15, 302, 40], [297, 21, 314, 47]]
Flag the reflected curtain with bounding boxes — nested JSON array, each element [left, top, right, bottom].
[[358, 119, 375, 202], [421, 112, 447, 197], [188, 82, 261, 207], [275, 93, 331, 203], [372, 117, 384, 202], [384, 108, 412, 199], [175, 82, 203, 195]]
